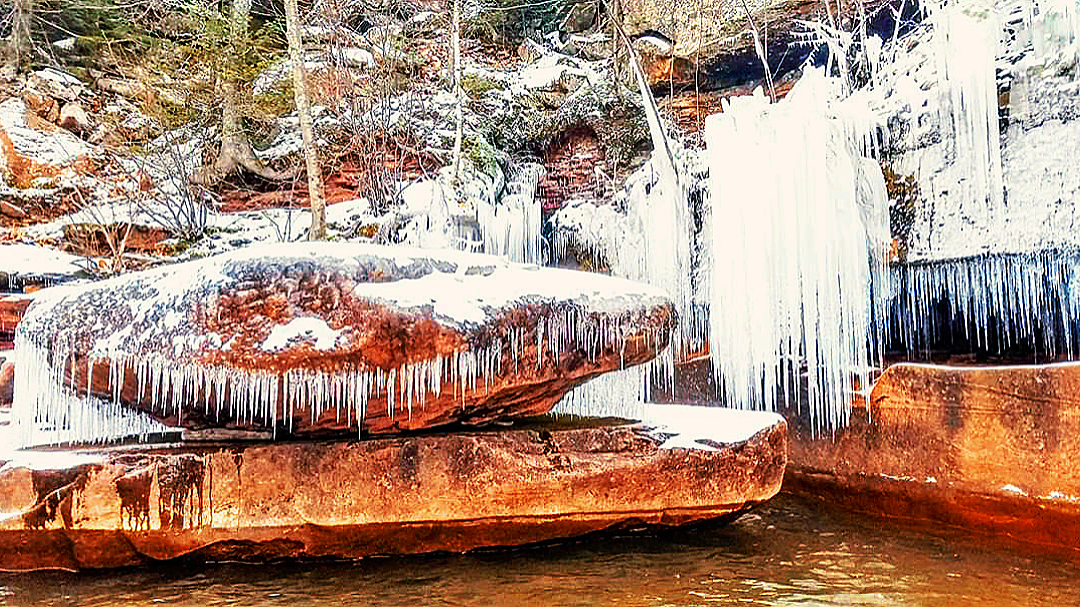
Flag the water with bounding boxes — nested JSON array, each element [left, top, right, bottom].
[[4, 494, 1078, 606]]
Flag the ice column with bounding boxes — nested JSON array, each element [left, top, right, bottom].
[[480, 162, 546, 264], [931, 0, 1004, 215], [704, 69, 889, 433]]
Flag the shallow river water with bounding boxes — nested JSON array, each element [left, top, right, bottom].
[[2, 494, 1078, 606]]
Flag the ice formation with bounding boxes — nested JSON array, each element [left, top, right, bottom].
[[11, 242, 673, 446], [887, 249, 1080, 357], [930, 0, 1005, 215], [478, 162, 546, 264], [704, 70, 890, 432], [876, 0, 1080, 361]]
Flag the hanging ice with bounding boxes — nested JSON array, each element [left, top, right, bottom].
[[887, 249, 1080, 358], [10, 242, 674, 447], [478, 162, 546, 264], [930, 0, 1005, 217], [704, 69, 890, 433]]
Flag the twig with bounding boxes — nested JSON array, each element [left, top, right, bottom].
[[740, 0, 777, 102]]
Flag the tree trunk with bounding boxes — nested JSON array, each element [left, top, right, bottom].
[[191, 0, 297, 188], [284, 0, 327, 240], [609, 0, 623, 88], [3, 0, 32, 78], [450, 0, 464, 183]]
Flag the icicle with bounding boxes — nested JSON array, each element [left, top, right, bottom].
[[479, 162, 546, 264], [703, 69, 889, 435], [928, 0, 1005, 215], [887, 249, 1080, 358]]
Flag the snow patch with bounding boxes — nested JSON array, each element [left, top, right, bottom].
[[0, 98, 93, 165], [638, 404, 783, 451], [261, 317, 343, 352]]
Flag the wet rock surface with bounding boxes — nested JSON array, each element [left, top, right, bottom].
[[0, 406, 787, 572], [13, 242, 674, 443], [785, 362, 1080, 551]]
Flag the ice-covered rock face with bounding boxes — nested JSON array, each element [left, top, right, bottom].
[[12, 242, 674, 446]]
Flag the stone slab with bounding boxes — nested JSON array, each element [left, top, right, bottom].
[[785, 362, 1080, 552], [13, 242, 673, 444], [0, 405, 786, 571]]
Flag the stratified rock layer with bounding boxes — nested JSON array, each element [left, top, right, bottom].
[[0, 406, 786, 572], [785, 362, 1080, 553], [13, 242, 674, 445]]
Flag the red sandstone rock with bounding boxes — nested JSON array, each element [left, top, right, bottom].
[[0, 295, 31, 325], [784, 362, 1080, 553], [0, 295, 31, 349], [0, 98, 95, 190], [539, 126, 609, 213], [0, 406, 787, 572], [0, 200, 27, 220], [14, 242, 674, 444], [0, 361, 11, 406]]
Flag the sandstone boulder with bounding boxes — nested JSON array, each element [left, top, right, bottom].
[[13, 242, 674, 445], [784, 362, 1080, 552], [0, 405, 786, 572], [0, 98, 94, 189]]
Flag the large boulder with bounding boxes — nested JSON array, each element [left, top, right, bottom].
[[0, 405, 786, 572], [785, 362, 1080, 552], [12, 243, 674, 445]]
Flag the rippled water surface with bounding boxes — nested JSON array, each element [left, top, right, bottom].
[[3, 494, 1078, 606]]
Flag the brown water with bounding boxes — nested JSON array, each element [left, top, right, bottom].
[[2, 494, 1077, 606]]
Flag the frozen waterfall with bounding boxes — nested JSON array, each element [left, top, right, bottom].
[[704, 70, 890, 433]]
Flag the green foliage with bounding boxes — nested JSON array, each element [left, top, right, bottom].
[[465, 135, 500, 177], [183, 13, 286, 83], [152, 96, 200, 129], [461, 74, 505, 97], [253, 80, 296, 118]]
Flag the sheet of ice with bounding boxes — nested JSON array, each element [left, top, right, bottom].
[[0, 445, 106, 474]]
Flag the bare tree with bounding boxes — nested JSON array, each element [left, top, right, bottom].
[[284, 0, 327, 239], [191, 0, 297, 187], [450, 0, 464, 182], [2, 0, 32, 78]]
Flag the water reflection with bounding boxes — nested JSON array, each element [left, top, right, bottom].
[[3, 494, 1078, 606]]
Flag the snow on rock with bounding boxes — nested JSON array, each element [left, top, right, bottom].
[[12, 242, 674, 446], [0, 244, 87, 290], [0, 98, 93, 187], [880, 0, 1080, 260], [637, 404, 784, 451]]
